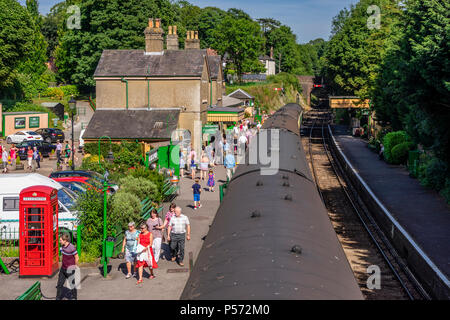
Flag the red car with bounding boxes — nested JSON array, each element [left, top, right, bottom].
[[52, 176, 116, 194]]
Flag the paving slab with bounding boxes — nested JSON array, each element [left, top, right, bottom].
[[332, 125, 450, 279]]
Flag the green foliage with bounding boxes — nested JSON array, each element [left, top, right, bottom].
[[0, 0, 34, 89], [109, 191, 142, 229], [267, 73, 302, 93], [8, 102, 58, 126], [75, 188, 104, 255], [118, 176, 158, 201], [322, 0, 402, 98], [213, 15, 265, 78], [60, 85, 79, 97], [391, 142, 414, 165], [418, 157, 448, 192], [382, 131, 408, 164], [42, 87, 64, 99]]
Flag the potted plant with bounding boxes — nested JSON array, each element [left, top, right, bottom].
[[15, 157, 24, 170], [49, 149, 56, 160]]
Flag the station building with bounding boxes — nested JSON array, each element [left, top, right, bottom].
[[83, 19, 224, 155]]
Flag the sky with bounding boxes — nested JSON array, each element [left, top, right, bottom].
[[20, 0, 357, 43]]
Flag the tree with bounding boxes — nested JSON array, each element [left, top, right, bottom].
[[322, 0, 402, 97], [227, 8, 252, 20], [56, 0, 176, 88], [197, 6, 227, 49], [0, 0, 34, 89], [373, 0, 450, 163], [214, 15, 264, 79]]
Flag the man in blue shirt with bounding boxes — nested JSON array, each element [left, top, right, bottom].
[[224, 151, 236, 181]]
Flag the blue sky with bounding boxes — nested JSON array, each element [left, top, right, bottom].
[[20, 0, 357, 43]]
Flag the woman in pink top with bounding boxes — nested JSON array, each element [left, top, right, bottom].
[[9, 145, 17, 167], [162, 203, 176, 243]]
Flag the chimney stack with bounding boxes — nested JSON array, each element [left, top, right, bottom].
[[166, 25, 179, 50], [144, 18, 164, 54], [185, 30, 200, 50]]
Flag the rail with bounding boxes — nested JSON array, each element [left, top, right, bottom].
[[306, 110, 430, 300], [16, 281, 42, 300]]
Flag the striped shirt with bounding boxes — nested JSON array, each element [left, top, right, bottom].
[[169, 214, 190, 234], [61, 243, 77, 269]]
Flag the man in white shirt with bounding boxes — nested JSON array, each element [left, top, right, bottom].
[[167, 207, 191, 266]]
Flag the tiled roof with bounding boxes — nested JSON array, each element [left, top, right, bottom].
[[228, 88, 254, 100], [207, 55, 221, 79], [221, 95, 243, 108], [82, 109, 180, 140], [94, 49, 208, 77]]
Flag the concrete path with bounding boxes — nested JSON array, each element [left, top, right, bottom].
[[0, 165, 227, 300], [332, 125, 450, 279]]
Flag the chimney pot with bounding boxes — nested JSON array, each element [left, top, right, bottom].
[[168, 25, 172, 35], [173, 25, 177, 35], [195, 31, 198, 39], [149, 18, 154, 28], [155, 18, 161, 28]]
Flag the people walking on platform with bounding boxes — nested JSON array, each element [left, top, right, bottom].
[[9, 144, 17, 168], [121, 221, 139, 279], [167, 207, 190, 266], [207, 169, 215, 192], [56, 140, 62, 164], [163, 203, 176, 243], [189, 144, 197, 179], [192, 177, 202, 210], [26, 146, 33, 171], [2, 147, 8, 173], [179, 151, 185, 178], [64, 141, 71, 166], [379, 143, 384, 160], [224, 151, 236, 181], [146, 209, 163, 263], [136, 223, 158, 285], [56, 233, 79, 300], [200, 150, 209, 180], [33, 146, 41, 170]]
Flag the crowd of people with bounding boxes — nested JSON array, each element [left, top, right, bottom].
[[0, 139, 73, 173], [120, 204, 190, 286]]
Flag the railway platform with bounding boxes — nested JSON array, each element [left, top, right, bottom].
[[0, 166, 226, 300], [331, 125, 450, 298]]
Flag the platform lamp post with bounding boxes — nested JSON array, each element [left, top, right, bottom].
[[68, 97, 77, 170], [98, 136, 114, 278]]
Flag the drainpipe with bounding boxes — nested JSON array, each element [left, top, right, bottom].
[[210, 79, 213, 107], [147, 65, 150, 110], [121, 77, 128, 109]]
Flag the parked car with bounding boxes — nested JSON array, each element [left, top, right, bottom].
[[34, 128, 65, 144], [6, 130, 43, 144], [49, 170, 119, 192], [17, 140, 57, 160], [52, 176, 116, 194], [0, 173, 78, 240]]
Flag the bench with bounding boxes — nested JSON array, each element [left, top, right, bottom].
[[16, 281, 42, 300]]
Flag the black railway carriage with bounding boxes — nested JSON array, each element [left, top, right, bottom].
[[181, 103, 363, 300]]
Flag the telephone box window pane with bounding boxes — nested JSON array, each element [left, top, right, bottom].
[[3, 197, 19, 211]]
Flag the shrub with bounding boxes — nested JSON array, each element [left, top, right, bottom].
[[118, 176, 158, 201], [418, 157, 448, 191], [391, 142, 414, 165], [109, 191, 142, 228], [42, 87, 64, 99], [383, 131, 408, 163], [60, 85, 79, 97], [439, 178, 450, 204]]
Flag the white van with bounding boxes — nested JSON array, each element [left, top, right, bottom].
[[0, 173, 79, 239]]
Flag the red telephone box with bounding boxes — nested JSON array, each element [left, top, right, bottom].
[[19, 186, 59, 277]]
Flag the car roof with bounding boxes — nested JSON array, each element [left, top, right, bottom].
[[53, 176, 90, 182], [0, 173, 63, 194], [49, 170, 93, 177]]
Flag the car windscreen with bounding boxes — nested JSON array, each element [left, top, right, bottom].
[[26, 131, 38, 135], [60, 181, 87, 194], [57, 187, 78, 210]]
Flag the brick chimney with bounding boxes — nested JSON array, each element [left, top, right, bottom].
[[144, 18, 164, 54], [166, 25, 179, 50], [185, 30, 200, 50]]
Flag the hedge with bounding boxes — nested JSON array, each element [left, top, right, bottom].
[[391, 141, 414, 165]]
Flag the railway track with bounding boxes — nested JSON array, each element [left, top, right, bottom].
[[303, 109, 430, 300]]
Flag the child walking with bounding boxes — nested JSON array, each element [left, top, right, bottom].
[[192, 177, 202, 210], [207, 169, 215, 192]]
